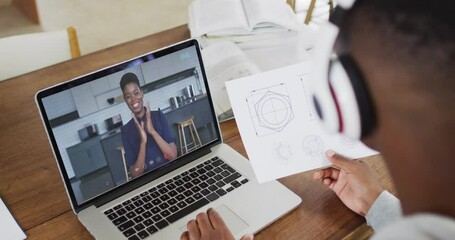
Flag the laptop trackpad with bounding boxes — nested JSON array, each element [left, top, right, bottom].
[[179, 205, 248, 234], [216, 205, 249, 234]]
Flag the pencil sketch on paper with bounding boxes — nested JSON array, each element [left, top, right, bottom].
[[302, 135, 324, 157], [338, 135, 358, 148], [272, 141, 294, 164], [246, 83, 294, 137], [298, 73, 317, 122]]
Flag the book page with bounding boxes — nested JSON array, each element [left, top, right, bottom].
[[242, 0, 302, 31], [189, 0, 250, 36], [202, 41, 261, 121], [226, 61, 378, 183]]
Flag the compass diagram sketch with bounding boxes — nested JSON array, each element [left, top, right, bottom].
[[272, 141, 294, 164], [302, 135, 324, 157], [246, 83, 294, 137], [298, 73, 317, 121], [338, 135, 359, 148], [226, 61, 378, 183]]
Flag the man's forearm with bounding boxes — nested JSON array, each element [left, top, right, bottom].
[[365, 190, 403, 231]]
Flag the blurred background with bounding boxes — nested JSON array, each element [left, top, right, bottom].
[[0, 0, 192, 55]]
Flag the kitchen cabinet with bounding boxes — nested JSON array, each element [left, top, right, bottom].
[[100, 131, 127, 186], [71, 84, 98, 117], [141, 59, 162, 84], [79, 167, 114, 200], [67, 137, 108, 179], [95, 88, 123, 110], [89, 76, 111, 95], [70, 67, 145, 117]]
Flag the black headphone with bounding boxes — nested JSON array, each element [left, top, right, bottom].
[[311, 0, 376, 140]]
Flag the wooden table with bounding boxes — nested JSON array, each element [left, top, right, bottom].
[[0, 25, 395, 239]]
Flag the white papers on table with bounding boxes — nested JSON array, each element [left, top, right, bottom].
[[226, 61, 378, 183], [201, 32, 313, 121], [0, 198, 26, 240], [189, 0, 303, 37], [202, 41, 261, 121]]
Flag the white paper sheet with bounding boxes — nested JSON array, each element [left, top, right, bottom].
[[226, 61, 378, 183], [0, 198, 26, 240]]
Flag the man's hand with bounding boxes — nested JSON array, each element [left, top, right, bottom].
[[133, 114, 147, 144], [145, 102, 156, 135], [180, 208, 253, 240], [313, 150, 383, 216]]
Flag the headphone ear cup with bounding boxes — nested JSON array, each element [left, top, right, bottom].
[[329, 57, 361, 139], [335, 55, 376, 139]]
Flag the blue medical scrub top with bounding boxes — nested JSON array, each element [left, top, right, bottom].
[[121, 110, 176, 173]]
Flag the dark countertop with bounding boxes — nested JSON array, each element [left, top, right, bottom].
[[100, 128, 122, 140], [69, 128, 122, 149], [162, 93, 208, 114]]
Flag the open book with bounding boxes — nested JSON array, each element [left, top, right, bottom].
[[189, 0, 303, 37]]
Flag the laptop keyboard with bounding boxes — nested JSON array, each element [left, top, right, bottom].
[[103, 156, 249, 240]]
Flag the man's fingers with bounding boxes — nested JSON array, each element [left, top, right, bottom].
[[326, 149, 355, 169], [195, 212, 213, 235], [180, 231, 190, 240], [187, 219, 201, 239], [241, 233, 254, 240], [207, 208, 229, 230], [313, 168, 340, 181]]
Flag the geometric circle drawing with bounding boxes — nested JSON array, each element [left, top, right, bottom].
[[302, 135, 324, 157], [255, 91, 294, 132], [272, 141, 293, 164], [247, 83, 294, 137], [338, 135, 358, 148]]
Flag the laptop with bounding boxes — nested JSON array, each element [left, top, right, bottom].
[[35, 39, 301, 239]]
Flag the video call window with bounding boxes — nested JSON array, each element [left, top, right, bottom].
[[41, 45, 217, 204]]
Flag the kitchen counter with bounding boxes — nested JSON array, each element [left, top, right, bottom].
[[100, 128, 122, 140], [161, 93, 208, 114]]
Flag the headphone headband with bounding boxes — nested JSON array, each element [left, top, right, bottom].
[[310, 0, 376, 140]]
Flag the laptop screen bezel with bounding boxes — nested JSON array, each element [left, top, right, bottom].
[[35, 39, 222, 213]]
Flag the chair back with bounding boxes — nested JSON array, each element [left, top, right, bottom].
[[0, 27, 80, 81]]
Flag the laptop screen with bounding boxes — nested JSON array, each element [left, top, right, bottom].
[[36, 39, 220, 208]]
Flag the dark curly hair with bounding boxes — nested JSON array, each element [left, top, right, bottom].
[[340, 0, 454, 107], [120, 72, 140, 93]]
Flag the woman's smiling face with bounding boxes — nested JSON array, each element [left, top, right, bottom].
[[123, 82, 144, 116]]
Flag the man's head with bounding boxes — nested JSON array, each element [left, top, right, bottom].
[[337, 0, 454, 149], [339, 0, 455, 214], [120, 72, 144, 116]]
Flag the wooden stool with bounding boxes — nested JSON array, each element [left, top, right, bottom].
[[117, 146, 131, 181], [176, 116, 202, 155]]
